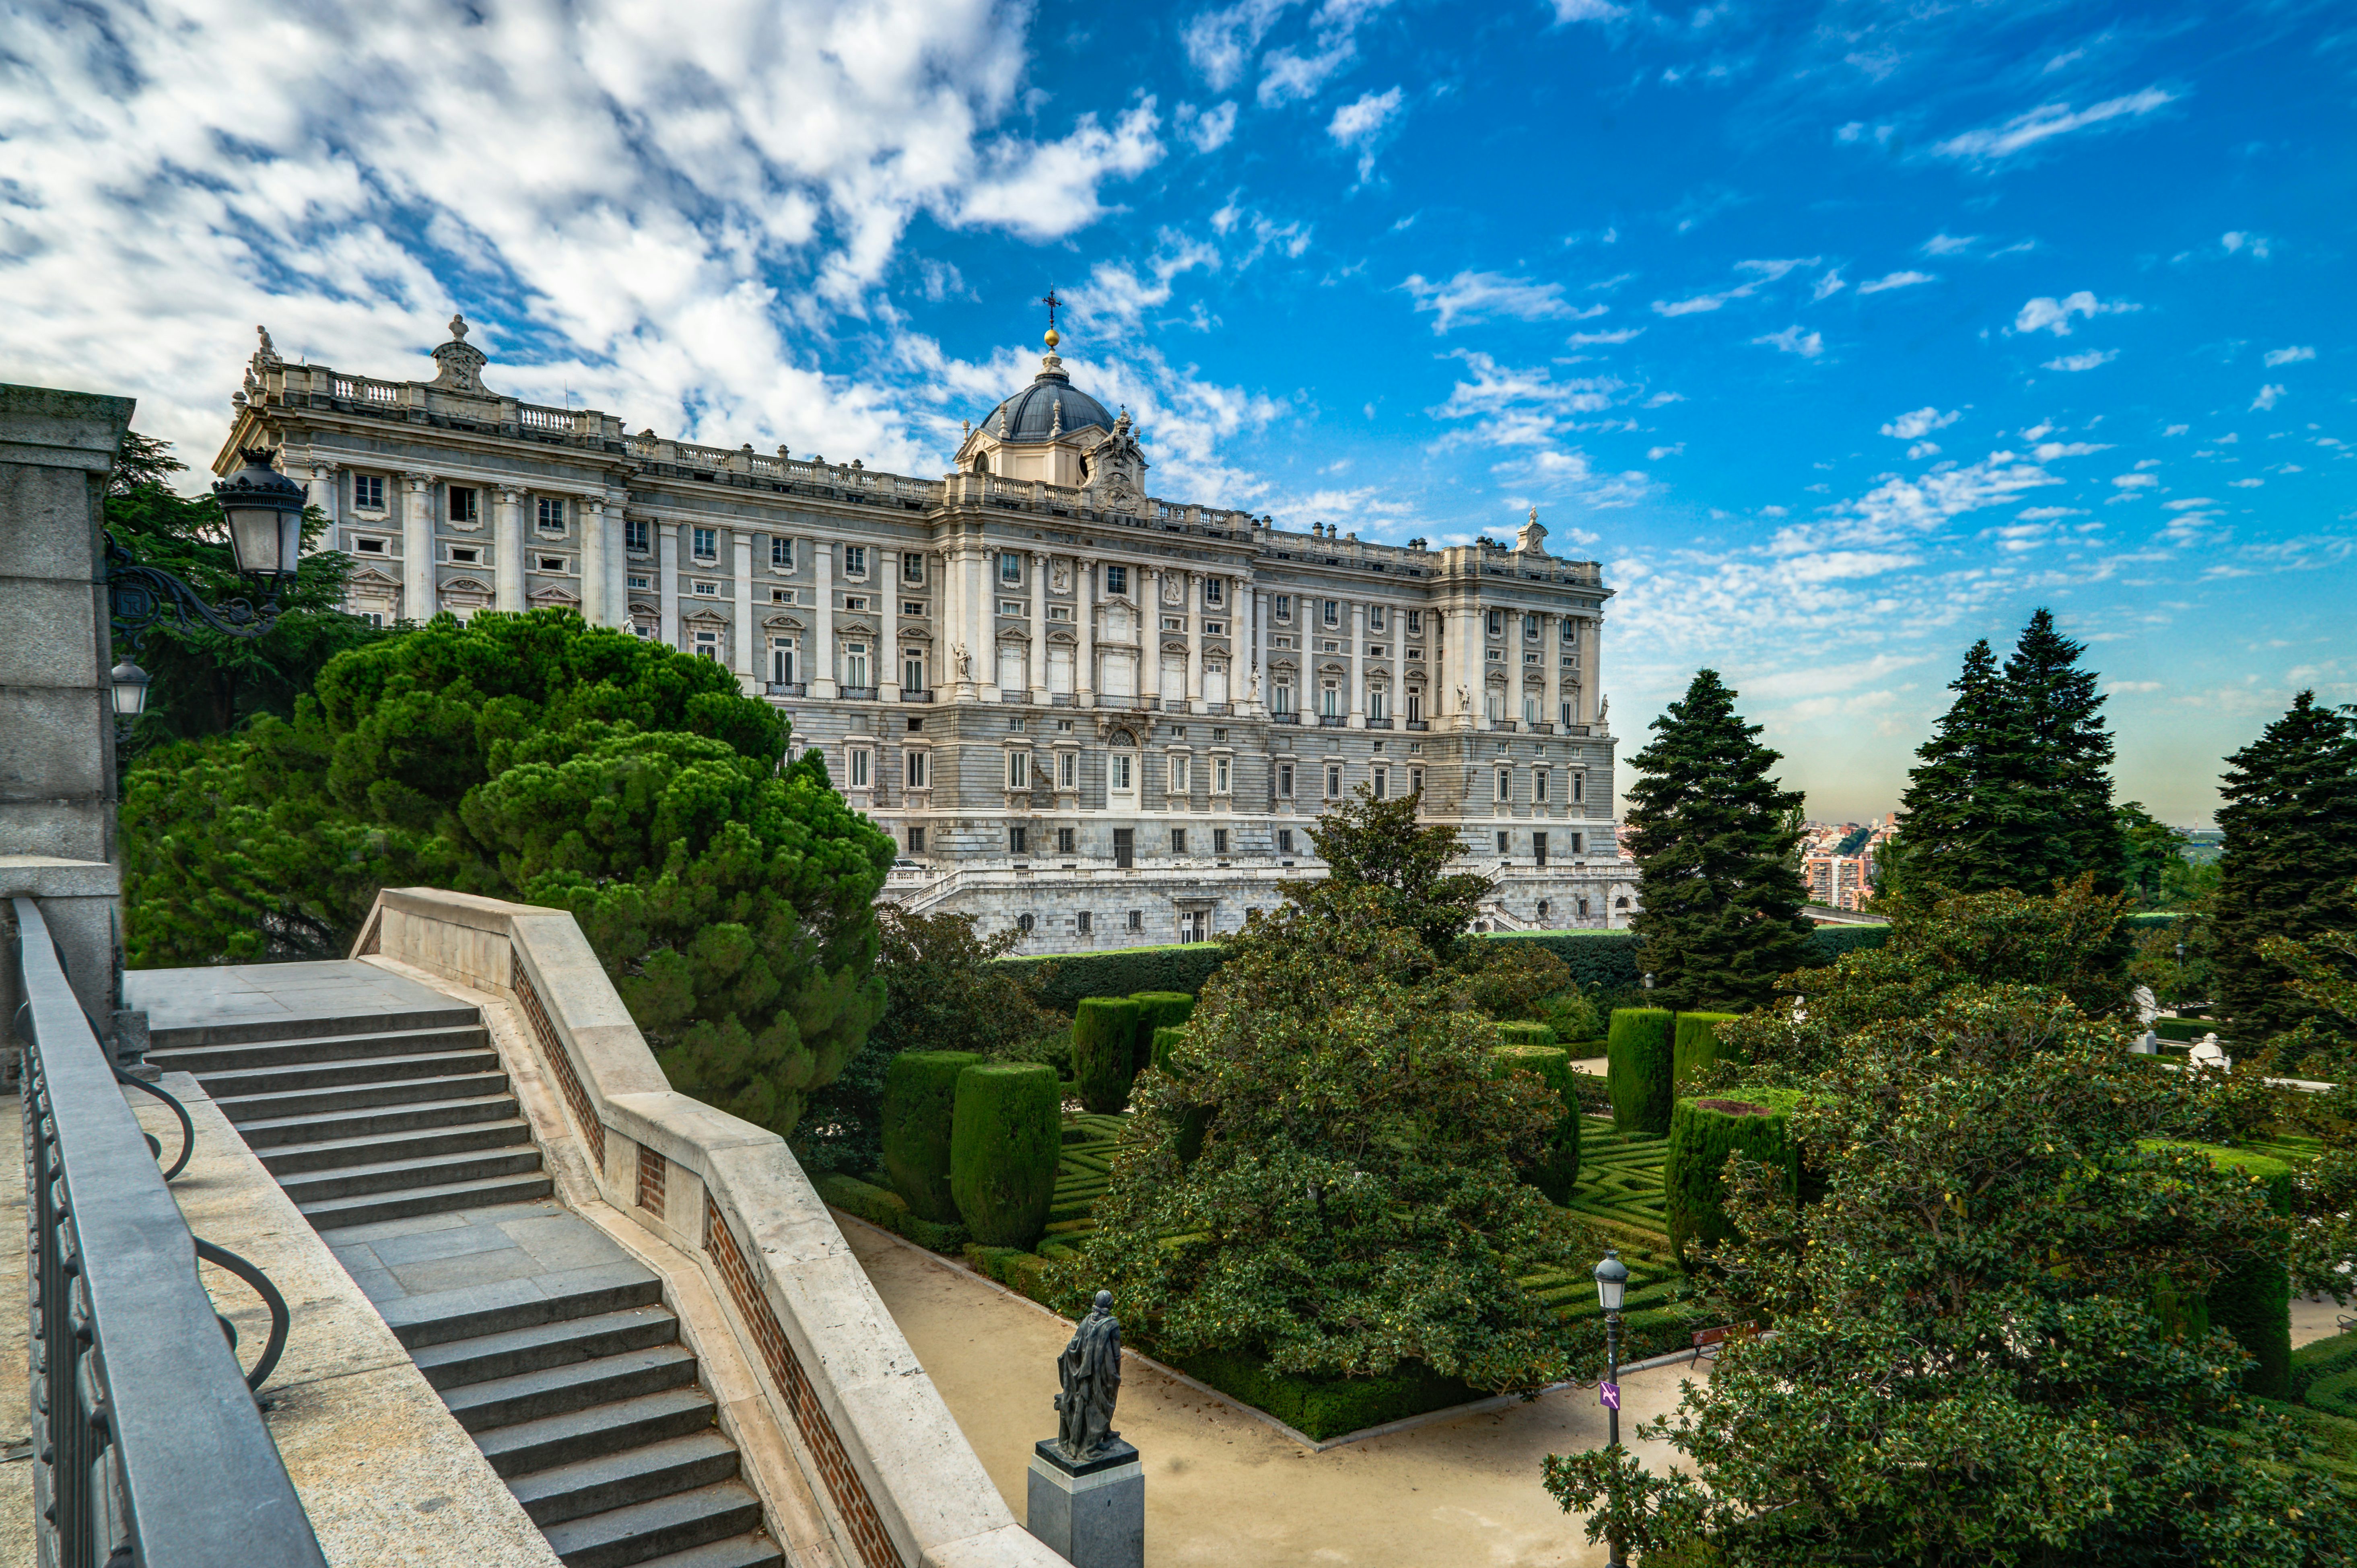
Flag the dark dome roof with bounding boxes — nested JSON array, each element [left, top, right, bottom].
[[984, 364, 1113, 443]]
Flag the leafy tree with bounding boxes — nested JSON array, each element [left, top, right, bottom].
[[121, 610, 892, 1135], [1292, 786, 1492, 960], [1624, 670, 1811, 1012], [1544, 892, 2343, 1565], [2214, 693, 2357, 1038], [2118, 801, 2192, 910], [1073, 884, 1579, 1391], [1832, 823, 1872, 857], [106, 433, 382, 748], [793, 905, 1063, 1175]]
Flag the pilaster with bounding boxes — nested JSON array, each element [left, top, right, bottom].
[[495, 486, 526, 614]]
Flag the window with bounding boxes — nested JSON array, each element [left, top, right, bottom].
[[1214, 828, 1229, 854], [772, 536, 793, 569], [1570, 832, 1585, 854], [905, 749, 927, 788], [1003, 750, 1030, 789], [848, 748, 871, 789], [624, 517, 649, 553], [449, 546, 480, 564], [1487, 648, 1505, 662], [356, 537, 386, 554], [1497, 831, 1511, 854], [1407, 610, 1422, 634], [844, 641, 871, 686], [1325, 764, 1342, 799], [1406, 689, 1423, 723], [1214, 754, 1231, 793], [1277, 762, 1294, 796], [1323, 641, 1341, 654], [908, 826, 925, 852], [903, 650, 926, 691], [1171, 829, 1187, 855], [1016, 912, 1035, 935], [1002, 600, 1028, 617], [1010, 826, 1028, 854], [1204, 620, 1226, 636], [1617, 896, 1630, 910], [904, 601, 927, 617], [1369, 605, 1386, 631], [693, 630, 720, 659], [1127, 910, 1143, 933], [1573, 773, 1585, 804], [447, 485, 478, 523], [353, 474, 385, 511], [773, 588, 794, 604], [1496, 768, 1512, 802], [1578, 896, 1590, 918], [1372, 766, 1389, 800], [1274, 594, 1293, 622], [1525, 613, 1541, 640], [1537, 900, 1550, 919], [1369, 687, 1389, 721], [1407, 646, 1425, 662], [1058, 827, 1075, 855], [1078, 911, 1092, 934], [1111, 752, 1134, 791], [692, 581, 719, 596], [1161, 616, 1183, 632], [536, 496, 566, 530], [364, 611, 385, 627], [539, 556, 566, 572], [1278, 828, 1295, 854], [1167, 755, 1190, 794], [1487, 689, 1506, 722], [1524, 651, 1542, 666], [1534, 771, 1550, 802], [1104, 564, 1128, 595], [1318, 682, 1340, 719], [903, 553, 925, 583], [844, 545, 868, 577], [1525, 694, 1541, 725], [628, 574, 651, 590], [1409, 766, 1424, 795], [1323, 600, 1340, 626], [1049, 604, 1071, 621], [999, 553, 1022, 585], [844, 596, 867, 613], [1368, 645, 1385, 659], [1487, 610, 1503, 637], [1205, 579, 1224, 607], [1059, 750, 1077, 789], [691, 526, 717, 558], [1273, 682, 1295, 715]]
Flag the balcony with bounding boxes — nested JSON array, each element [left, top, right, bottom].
[[766, 681, 806, 697], [1270, 712, 1300, 725], [1492, 719, 1519, 732], [998, 690, 1030, 704], [1317, 714, 1347, 727], [899, 688, 933, 703], [840, 686, 878, 701], [1365, 718, 1393, 729], [1405, 719, 1430, 731]]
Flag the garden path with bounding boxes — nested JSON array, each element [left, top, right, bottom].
[[844, 1218, 1712, 1568]]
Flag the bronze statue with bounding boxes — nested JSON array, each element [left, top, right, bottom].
[[1054, 1291, 1123, 1462]]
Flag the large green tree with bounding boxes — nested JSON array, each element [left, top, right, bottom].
[[1292, 785, 1492, 961], [1624, 670, 1811, 1012], [1882, 638, 2017, 898], [121, 610, 893, 1135], [2214, 692, 2357, 1038]]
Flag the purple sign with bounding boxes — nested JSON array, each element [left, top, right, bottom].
[[1599, 1381, 1621, 1410]]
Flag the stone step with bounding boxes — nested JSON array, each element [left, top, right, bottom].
[[146, 1023, 491, 1075], [542, 1481, 765, 1568], [145, 1004, 482, 1051], [278, 1146, 547, 1205], [217, 1070, 513, 1124], [193, 1047, 501, 1100], [625, 1535, 783, 1568], [509, 1430, 740, 1527], [298, 1171, 554, 1230], [447, 1344, 701, 1434], [476, 1387, 718, 1479], [377, 1264, 665, 1350], [412, 1305, 680, 1392], [235, 1093, 523, 1149], [260, 1117, 534, 1176]]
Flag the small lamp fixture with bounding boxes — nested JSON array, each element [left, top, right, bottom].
[[109, 659, 152, 718], [1641, 971, 1654, 992], [1593, 1247, 1629, 1313], [212, 446, 308, 582]]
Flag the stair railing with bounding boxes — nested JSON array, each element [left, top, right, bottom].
[[9, 896, 324, 1568]]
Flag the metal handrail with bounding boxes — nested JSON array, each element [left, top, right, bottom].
[[10, 897, 326, 1568]]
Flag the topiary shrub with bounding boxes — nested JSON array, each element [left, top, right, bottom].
[[1497, 1022, 1559, 1049], [1607, 1008, 1676, 1134], [1151, 1025, 1189, 1076], [880, 1050, 990, 1222], [949, 1062, 1062, 1249], [2175, 1141, 2295, 1399], [1663, 1090, 1805, 1267], [1131, 991, 1197, 1076], [1491, 1043, 1581, 1202], [1672, 1012, 1740, 1088], [1073, 997, 1144, 1113]]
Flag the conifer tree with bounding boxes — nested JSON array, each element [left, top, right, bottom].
[[2214, 692, 2357, 1037], [1996, 608, 2124, 894], [1883, 638, 2017, 897], [1625, 670, 1811, 1011]]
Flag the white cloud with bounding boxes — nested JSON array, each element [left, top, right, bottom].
[[2013, 291, 2133, 335], [2015, 506, 2085, 521], [1262, 39, 1359, 105], [1753, 326, 1824, 358], [2264, 345, 2316, 367], [1567, 327, 1644, 345], [1177, 100, 1239, 152], [1647, 443, 1683, 460], [959, 101, 1164, 238], [1552, 0, 1626, 19], [1881, 406, 1959, 440], [2252, 383, 2287, 411], [2232, 477, 2265, 488], [1327, 87, 1405, 172], [1812, 270, 1848, 301], [1922, 233, 1978, 255], [2107, 680, 2165, 693], [1401, 270, 1580, 334], [2044, 349, 2118, 372], [1652, 257, 1818, 317], [1908, 442, 1941, 460], [2221, 231, 2273, 259], [1183, 0, 1293, 92], [2163, 497, 2215, 510], [2032, 441, 2111, 459], [2164, 424, 2190, 436], [2112, 473, 2160, 488], [1857, 270, 1936, 295], [1934, 87, 2178, 163]]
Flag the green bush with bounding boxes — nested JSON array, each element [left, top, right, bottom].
[[880, 1051, 990, 1222], [1072, 997, 1144, 1113], [1130, 991, 1196, 1076], [1671, 1012, 1741, 1088], [2153, 1017, 2225, 1043], [1664, 1091, 1805, 1267], [814, 1173, 969, 1252], [1607, 1008, 1676, 1134], [995, 944, 1230, 1008], [1151, 1025, 1189, 1076], [2187, 1143, 2295, 1400], [2292, 1329, 2357, 1405], [949, 1063, 1062, 1249], [1537, 987, 1604, 1045], [1491, 1044, 1582, 1201], [1174, 1348, 1475, 1441], [1497, 1022, 1559, 1048]]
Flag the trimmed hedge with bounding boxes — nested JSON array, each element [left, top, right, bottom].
[[881, 1051, 990, 1222], [949, 1063, 1062, 1249], [996, 944, 1231, 1009], [2293, 1330, 2357, 1412], [1491, 1044, 1581, 1201], [815, 1173, 969, 1252], [1671, 1012, 1739, 1088], [1073, 997, 1144, 1114], [1130, 991, 1196, 1076], [1174, 1349, 1475, 1442], [1607, 1008, 1677, 1135], [1498, 1022, 1559, 1049], [1151, 1025, 1189, 1076], [2197, 1143, 2295, 1400], [2153, 1017, 2226, 1043], [1664, 1090, 1805, 1267]]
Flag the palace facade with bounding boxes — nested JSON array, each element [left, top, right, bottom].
[[215, 317, 1634, 950]]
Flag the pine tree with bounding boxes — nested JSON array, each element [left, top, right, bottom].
[[2213, 692, 2357, 1037], [1883, 638, 2018, 897], [1626, 670, 1812, 1011], [1996, 608, 2124, 894]]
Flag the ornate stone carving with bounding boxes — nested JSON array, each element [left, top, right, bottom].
[[1054, 1292, 1123, 1463]]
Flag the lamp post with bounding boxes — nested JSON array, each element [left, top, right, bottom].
[[2175, 940, 2188, 1007], [1594, 1246, 1630, 1568]]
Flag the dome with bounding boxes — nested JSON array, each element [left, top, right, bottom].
[[982, 362, 1113, 443]]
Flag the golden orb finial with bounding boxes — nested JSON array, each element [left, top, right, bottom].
[[1045, 326, 1061, 350]]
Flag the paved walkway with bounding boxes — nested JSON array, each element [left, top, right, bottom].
[[843, 1219, 1706, 1568], [124, 959, 457, 1035]]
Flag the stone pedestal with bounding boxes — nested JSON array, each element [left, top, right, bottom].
[[1026, 1438, 1142, 1568]]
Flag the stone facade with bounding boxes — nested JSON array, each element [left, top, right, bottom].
[[215, 321, 1635, 949]]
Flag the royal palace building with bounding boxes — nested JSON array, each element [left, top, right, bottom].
[[215, 316, 1635, 950]]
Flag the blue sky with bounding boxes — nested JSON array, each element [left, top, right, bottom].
[[6, 0, 2350, 823]]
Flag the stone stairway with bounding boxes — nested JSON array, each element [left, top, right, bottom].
[[142, 979, 785, 1568]]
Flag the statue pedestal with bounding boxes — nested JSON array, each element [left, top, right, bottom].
[[1026, 1438, 1142, 1568]]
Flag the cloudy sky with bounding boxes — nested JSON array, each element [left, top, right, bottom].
[[5, 0, 2349, 824]]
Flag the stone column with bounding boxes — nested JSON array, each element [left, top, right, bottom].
[[1029, 551, 1049, 702], [401, 473, 436, 622], [606, 503, 626, 629], [1075, 555, 1096, 707], [1140, 567, 1160, 710], [1184, 572, 1203, 710], [1545, 614, 1564, 731], [657, 522, 680, 647], [731, 530, 755, 686], [1251, 587, 1268, 714], [1347, 600, 1366, 728], [1390, 603, 1404, 723], [305, 462, 339, 552], [880, 552, 902, 702], [812, 540, 837, 698], [1584, 616, 1603, 725]]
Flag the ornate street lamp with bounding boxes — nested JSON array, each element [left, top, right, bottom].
[[1594, 1246, 1631, 1568], [108, 659, 152, 719]]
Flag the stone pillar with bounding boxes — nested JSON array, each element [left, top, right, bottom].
[[1250, 588, 1268, 714], [1584, 616, 1602, 726], [305, 462, 339, 551], [731, 530, 756, 686], [1390, 604, 1404, 723], [402, 472, 436, 621], [495, 488, 527, 614], [1181, 572, 1201, 709], [880, 553, 902, 702], [970, 544, 996, 702], [605, 501, 626, 630], [1347, 600, 1366, 728], [1030, 551, 1049, 703], [812, 541, 838, 698], [1075, 555, 1096, 707], [657, 522, 680, 647], [1140, 568, 1160, 709], [1545, 614, 1564, 731]]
